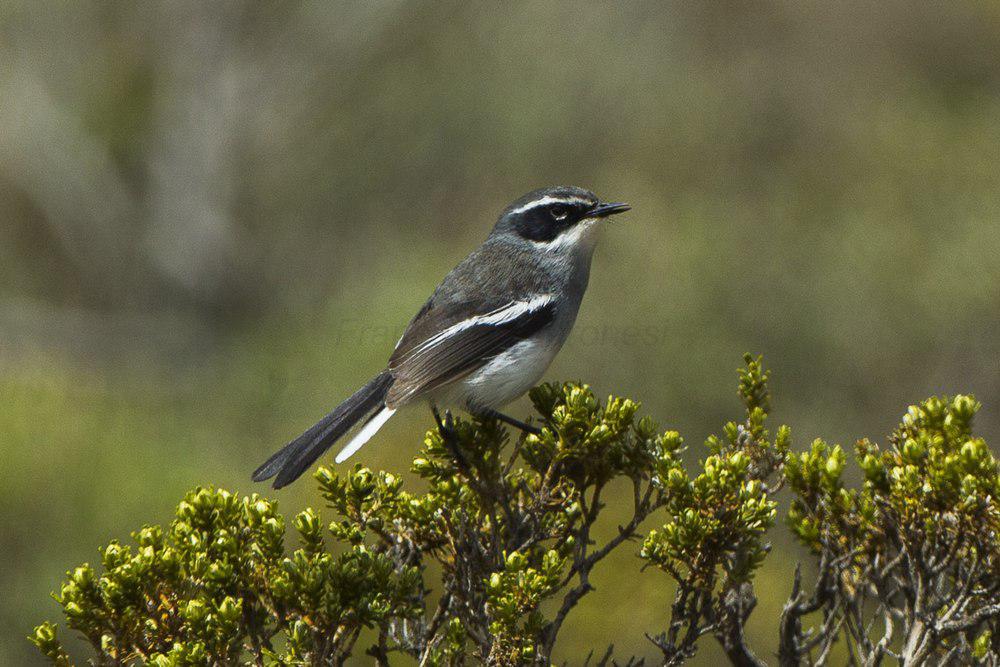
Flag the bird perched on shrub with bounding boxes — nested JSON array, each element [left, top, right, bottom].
[[253, 186, 629, 488]]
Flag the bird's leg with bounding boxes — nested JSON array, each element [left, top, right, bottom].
[[432, 405, 471, 471], [431, 404, 451, 436], [480, 408, 542, 436]]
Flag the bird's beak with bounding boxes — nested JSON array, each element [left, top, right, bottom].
[[590, 201, 631, 218]]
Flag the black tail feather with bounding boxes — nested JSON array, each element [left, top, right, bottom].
[[252, 372, 393, 488]]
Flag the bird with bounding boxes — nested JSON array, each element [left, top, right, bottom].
[[252, 185, 630, 488]]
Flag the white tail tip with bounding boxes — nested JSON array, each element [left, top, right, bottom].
[[335, 407, 395, 463]]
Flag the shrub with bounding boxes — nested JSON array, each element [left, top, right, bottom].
[[782, 394, 1000, 664], [32, 357, 1000, 665]]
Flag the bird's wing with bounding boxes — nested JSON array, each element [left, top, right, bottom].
[[385, 294, 556, 407]]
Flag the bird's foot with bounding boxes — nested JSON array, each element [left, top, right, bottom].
[[432, 406, 456, 438], [432, 406, 472, 471]]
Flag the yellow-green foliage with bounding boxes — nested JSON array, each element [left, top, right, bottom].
[[32, 489, 421, 665], [31, 358, 1000, 665], [787, 394, 1000, 567], [783, 394, 1000, 664]]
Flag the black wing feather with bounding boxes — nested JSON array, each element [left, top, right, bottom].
[[386, 299, 555, 406]]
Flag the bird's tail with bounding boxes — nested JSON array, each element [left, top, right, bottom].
[[252, 371, 394, 488]]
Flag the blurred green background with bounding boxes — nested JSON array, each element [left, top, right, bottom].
[[2, 1, 999, 664]]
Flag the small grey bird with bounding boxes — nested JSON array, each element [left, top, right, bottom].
[[253, 186, 629, 488]]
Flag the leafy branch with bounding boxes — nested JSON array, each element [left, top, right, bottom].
[[31, 356, 1000, 666]]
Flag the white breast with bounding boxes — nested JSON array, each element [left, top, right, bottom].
[[432, 336, 562, 411]]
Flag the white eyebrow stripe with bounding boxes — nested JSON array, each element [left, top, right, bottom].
[[407, 294, 555, 357], [507, 195, 592, 216]]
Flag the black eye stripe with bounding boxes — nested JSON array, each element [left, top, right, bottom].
[[512, 208, 560, 242], [511, 202, 589, 242]]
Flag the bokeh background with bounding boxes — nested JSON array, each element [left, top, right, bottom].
[[3, 1, 999, 663]]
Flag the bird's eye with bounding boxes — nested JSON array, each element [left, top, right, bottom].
[[550, 205, 570, 221]]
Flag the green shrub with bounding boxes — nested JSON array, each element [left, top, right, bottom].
[[782, 394, 1000, 665], [32, 357, 1000, 665]]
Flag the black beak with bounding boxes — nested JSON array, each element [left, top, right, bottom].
[[591, 201, 631, 218]]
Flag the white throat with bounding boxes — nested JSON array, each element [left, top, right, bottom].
[[542, 218, 601, 253]]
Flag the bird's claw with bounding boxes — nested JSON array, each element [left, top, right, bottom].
[[432, 407, 456, 438], [432, 407, 470, 471]]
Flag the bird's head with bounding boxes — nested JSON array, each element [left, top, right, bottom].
[[492, 186, 630, 251]]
